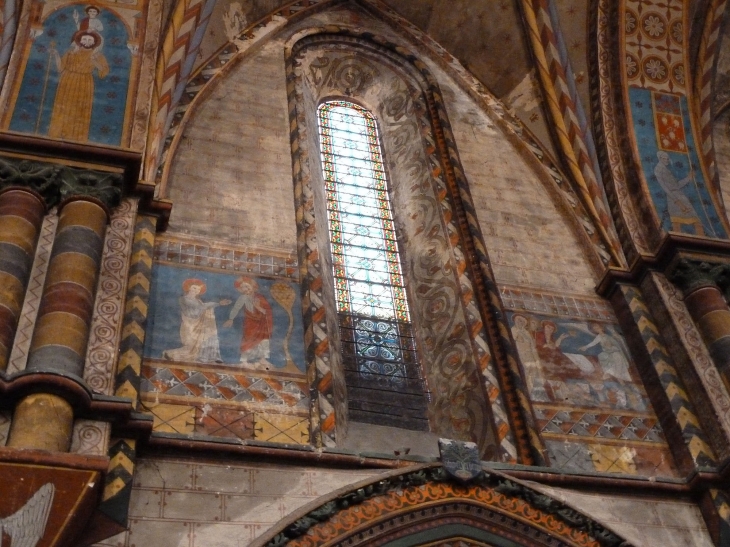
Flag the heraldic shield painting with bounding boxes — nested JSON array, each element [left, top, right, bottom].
[[4, 0, 145, 146], [141, 238, 310, 445]]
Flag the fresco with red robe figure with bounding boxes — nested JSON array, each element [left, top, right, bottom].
[[141, 245, 310, 445], [145, 263, 304, 373]]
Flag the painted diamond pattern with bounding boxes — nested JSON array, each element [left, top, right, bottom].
[[141, 365, 309, 408], [536, 407, 665, 443]]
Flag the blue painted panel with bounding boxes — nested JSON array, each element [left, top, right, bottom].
[[629, 86, 727, 237], [10, 4, 131, 145], [144, 263, 307, 373]]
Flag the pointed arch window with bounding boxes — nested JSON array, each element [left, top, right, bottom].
[[317, 100, 428, 430]]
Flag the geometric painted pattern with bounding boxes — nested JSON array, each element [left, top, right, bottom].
[[618, 284, 718, 469], [140, 399, 310, 444], [141, 364, 309, 409], [535, 406, 665, 443], [154, 237, 298, 279], [520, 0, 624, 267], [500, 285, 615, 321]]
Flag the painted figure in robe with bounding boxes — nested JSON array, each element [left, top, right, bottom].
[[48, 30, 108, 141], [164, 279, 231, 363], [511, 314, 547, 400], [654, 151, 705, 235], [75, 6, 104, 35], [224, 276, 274, 369], [579, 323, 632, 382]]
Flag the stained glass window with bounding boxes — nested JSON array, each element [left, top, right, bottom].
[[318, 100, 428, 430]]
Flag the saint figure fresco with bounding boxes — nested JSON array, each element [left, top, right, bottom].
[[508, 312, 647, 411], [224, 276, 274, 369], [164, 279, 231, 363], [8, 4, 132, 145], [653, 151, 704, 235], [48, 29, 108, 141]]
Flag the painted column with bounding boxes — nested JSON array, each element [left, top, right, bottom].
[[0, 187, 45, 370], [7, 197, 108, 451], [669, 260, 730, 394]]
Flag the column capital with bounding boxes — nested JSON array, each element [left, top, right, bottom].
[[666, 258, 730, 297], [0, 155, 124, 210]]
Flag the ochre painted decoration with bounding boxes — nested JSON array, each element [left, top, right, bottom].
[[140, 238, 309, 443], [0, 461, 100, 547], [506, 307, 677, 477], [4, 0, 148, 146], [622, 0, 729, 238]]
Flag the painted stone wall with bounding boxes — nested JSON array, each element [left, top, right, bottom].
[[1, 0, 159, 147], [141, 235, 309, 444], [444, 77, 599, 295], [165, 37, 296, 249], [532, 484, 714, 547], [90, 459, 712, 547], [91, 457, 383, 547]]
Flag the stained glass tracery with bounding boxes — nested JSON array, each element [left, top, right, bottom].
[[318, 101, 428, 429]]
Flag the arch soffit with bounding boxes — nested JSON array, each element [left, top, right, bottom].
[[250, 464, 632, 547], [153, 0, 609, 277]]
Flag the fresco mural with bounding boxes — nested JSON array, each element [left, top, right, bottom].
[[630, 88, 728, 237], [505, 292, 677, 477], [4, 0, 146, 146], [141, 238, 310, 445], [145, 263, 305, 372]]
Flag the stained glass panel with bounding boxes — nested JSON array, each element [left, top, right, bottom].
[[318, 101, 410, 322], [318, 101, 428, 429]]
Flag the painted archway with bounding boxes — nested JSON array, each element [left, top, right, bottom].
[[253, 465, 631, 547]]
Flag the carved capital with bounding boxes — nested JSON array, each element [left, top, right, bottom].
[[667, 258, 730, 297], [0, 156, 123, 210]]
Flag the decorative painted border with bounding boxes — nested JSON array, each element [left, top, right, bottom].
[[695, 0, 728, 193], [615, 284, 717, 469], [154, 236, 298, 279], [84, 198, 138, 395], [591, 0, 652, 259], [143, 0, 219, 178], [519, 0, 625, 268], [646, 271, 730, 456], [500, 285, 615, 321], [115, 213, 155, 404]]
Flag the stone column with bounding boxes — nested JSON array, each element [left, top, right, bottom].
[[0, 188, 45, 371], [7, 197, 108, 451], [669, 259, 730, 394]]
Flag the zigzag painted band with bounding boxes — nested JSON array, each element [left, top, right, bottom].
[[99, 437, 137, 526], [616, 284, 717, 470], [0, 188, 45, 370], [520, 0, 624, 268], [695, 0, 728, 191], [115, 213, 155, 405]]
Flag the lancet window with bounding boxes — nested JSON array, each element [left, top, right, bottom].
[[317, 100, 429, 430]]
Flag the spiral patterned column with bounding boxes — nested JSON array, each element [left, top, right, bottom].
[[0, 188, 45, 371], [8, 197, 108, 451]]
